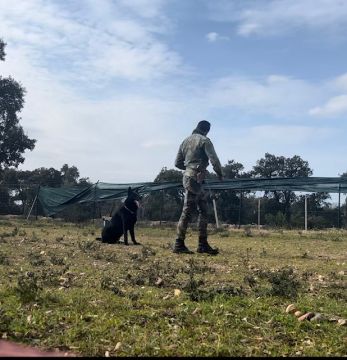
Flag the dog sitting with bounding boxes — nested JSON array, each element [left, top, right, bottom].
[[100, 187, 141, 245]]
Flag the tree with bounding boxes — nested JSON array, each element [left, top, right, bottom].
[[61, 164, 80, 186], [0, 39, 36, 171], [252, 153, 313, 224], [0, 39, 6, 61], [143, 167, 183, 222], [212, 160, 250, 225]]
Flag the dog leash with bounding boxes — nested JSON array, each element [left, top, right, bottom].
[[124, 205, 135, 215]]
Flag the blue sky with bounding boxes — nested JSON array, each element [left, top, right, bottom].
[[1, 0, 347, 184]]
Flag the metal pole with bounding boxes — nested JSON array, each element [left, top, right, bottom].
[[159, 190, 164, 226], [27, 185, 40, 220], [238, 191, 243, 229], [93, 181, 99, 223], [258, 198, 261, 229], [304, 194, 308, 231], [212, 198, 220, 229], [26, 194, 38, 220], [338, 184, 341, 228]]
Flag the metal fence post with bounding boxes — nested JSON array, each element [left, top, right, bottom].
[[304, 194, 308, 231]]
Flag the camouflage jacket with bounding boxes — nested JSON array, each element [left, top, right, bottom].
[[175, 131, 223, 179]]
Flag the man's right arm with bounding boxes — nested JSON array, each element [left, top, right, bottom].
[[175, 145, 186, 170], [204, 139, 223, 180]]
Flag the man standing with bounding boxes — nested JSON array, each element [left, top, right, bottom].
[[174, 120, 223, 255]]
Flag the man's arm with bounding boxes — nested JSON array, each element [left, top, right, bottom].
[[175, 145, 186, 170], [204, 139, 223, 179]]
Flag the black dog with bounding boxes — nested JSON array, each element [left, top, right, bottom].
[[100, 187, 141, 245]]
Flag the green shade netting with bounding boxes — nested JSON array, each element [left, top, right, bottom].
[[37, 177, 347, 216]]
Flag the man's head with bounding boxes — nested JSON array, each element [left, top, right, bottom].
[[194, 120, 210, 135]]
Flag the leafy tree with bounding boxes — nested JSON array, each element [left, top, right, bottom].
[[0, 39, 36, 171], [61, 164, 80, 185], [252, 153, 313, 224], [0, 39, 6, 61], [143, 167, 183, 222], [212, 160, 250, 225]]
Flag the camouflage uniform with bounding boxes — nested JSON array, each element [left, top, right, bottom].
[[174, 126, 223, 251]]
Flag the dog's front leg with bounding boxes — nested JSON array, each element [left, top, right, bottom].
[[129, 226, 140, 245], [121, 214, 129, 245]]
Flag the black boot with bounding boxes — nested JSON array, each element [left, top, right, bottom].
[[173, 238, 194, 254], [197, 237, 219, 255]]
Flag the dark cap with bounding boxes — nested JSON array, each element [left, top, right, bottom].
[[196, 120, 210, 133]]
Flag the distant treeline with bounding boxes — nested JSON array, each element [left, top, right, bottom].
[[0, 154, 346, 229]]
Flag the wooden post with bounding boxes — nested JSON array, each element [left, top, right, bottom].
[[258, 198, 261, 229]]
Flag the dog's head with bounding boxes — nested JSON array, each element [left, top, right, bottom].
[[125, 186, 142, 209]]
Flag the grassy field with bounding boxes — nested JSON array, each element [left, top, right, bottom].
[[0, 217, 346, 357]]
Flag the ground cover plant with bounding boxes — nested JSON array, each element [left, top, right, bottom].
[[0, 217, 346, 357]]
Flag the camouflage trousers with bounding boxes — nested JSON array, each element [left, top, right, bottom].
[[177, 175, 208, 241]]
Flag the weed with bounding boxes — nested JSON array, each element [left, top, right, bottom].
[[260, 248, 267, 257], [259, 267, 302, 298], [241, 247, 253, 268], [218, 231, 230, 238], [331, 236, 343, 242], [141, 245, 156, 258], [0, 308, 12, 332], [0, 251, 10, 265], [15, 272, 41, 303], [78, 239, 101, 252], [101, 276, 125, 296], [28, 251, 46, 266], [31, 231, 39, 242], [49, 253, 66, 266], [243, 225, 253, 237], [301, 251, 310, 259], [55, 236, 64, 242]]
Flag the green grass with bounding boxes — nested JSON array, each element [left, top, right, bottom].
[[0, 218, 346, 356]]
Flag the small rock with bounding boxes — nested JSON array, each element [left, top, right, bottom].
[[115, 342, 122, 351], [174, 289, 181, 297], [298, 312, 315, 321], [337, 319, 346, 326], [310, 313, 323, 322], [155, 277, 163, 286], [285, 304, 297, 314], [105, 351, 110, 357], [192, 307, 201, 315]]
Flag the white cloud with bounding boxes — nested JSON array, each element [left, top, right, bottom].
[[309, 94, 347, 117], [205, 32, 229, 42], [208, 75, 320, 118], [0, 0, 182, 82], [332, 73, 347, 91], [207, 0, 347, 37]]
